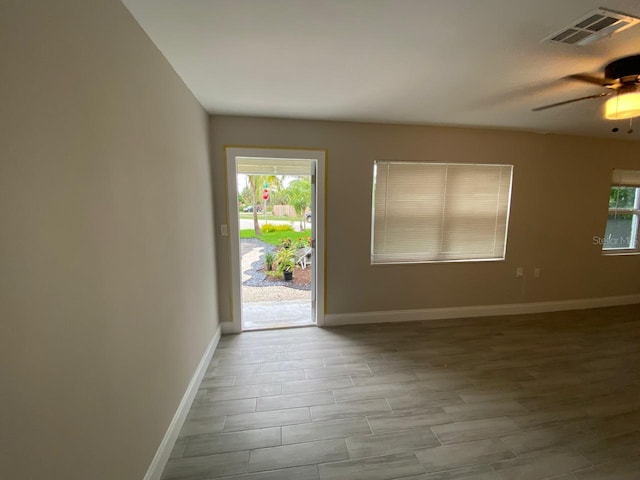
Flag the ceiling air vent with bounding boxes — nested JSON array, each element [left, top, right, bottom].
[[544, 7, 640, 46]]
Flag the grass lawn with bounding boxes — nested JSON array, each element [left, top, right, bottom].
[[240, 229, 311, 247]]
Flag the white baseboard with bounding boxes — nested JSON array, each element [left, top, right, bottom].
[[143, 323, 221, 480], [324, 294, 640, 327]]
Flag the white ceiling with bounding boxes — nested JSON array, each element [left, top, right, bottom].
[[122, 0, 640, 139]]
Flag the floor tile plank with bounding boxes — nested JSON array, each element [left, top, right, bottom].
[[415, 438, 515, 473], [249, 439, 349, 471], [224, 407, 310, 432], [366, 409, 451, 433], [257, 391, 335, 411], [311, 399, 391, 422], [431, 417, 521, 445], [346, 427, 439, 458], [282, 417, 371, 444], [183, 427, 281, 457], [318, 452, 425, 480]]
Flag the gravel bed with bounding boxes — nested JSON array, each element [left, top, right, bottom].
[[241, 238, 310, 291]]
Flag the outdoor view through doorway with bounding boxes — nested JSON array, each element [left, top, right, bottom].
[[236, 158, 315, 330]]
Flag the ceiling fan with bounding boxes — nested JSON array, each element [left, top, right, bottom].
[[532, 54, 640, 120]]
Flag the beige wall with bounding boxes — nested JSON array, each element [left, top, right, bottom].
[[1, 1, 218, 479], [210, 115, 640, 322]]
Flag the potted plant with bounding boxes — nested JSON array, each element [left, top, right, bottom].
[[275, 247, 296, 281], [264, 252, 275, 271]]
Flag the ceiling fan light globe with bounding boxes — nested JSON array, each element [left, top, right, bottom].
[[604, 92, 640, 119]]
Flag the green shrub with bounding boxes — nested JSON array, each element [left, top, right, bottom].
[[261, 223, 294, 233], [280, 238, 292, 249], [265, 252, 275, 271]]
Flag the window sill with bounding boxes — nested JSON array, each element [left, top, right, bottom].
[[371, 258, 506, 265]]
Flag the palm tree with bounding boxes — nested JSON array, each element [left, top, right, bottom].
[[285, 178, 311, 231], [247, 174, 283, 235]]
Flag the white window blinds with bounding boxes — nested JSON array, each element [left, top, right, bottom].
[[371, 162, 513, 264]]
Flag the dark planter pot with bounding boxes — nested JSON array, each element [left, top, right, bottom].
[[283, 270, 293, 281]]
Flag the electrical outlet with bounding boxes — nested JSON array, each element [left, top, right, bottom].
[[220, 224, 228, 236], [516, 267, 524, 278], [534, 267, 541, 278]]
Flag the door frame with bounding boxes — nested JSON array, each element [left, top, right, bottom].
[[224, 146, 326, 333]]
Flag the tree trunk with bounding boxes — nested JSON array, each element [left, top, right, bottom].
[[247, 177, 262, 236], [252, 199, 261, 235]]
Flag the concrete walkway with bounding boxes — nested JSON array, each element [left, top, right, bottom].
[[242, 300, 313, 330]]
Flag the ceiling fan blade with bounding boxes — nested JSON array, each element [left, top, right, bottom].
[[531, 92, 612, 112], [566, 74, 612, 86]]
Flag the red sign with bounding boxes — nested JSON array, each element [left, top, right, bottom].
[[262, 188, 269, 200]]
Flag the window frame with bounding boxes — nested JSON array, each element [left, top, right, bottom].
[[603, 184, 640, 255], [370, 160, 514, 265]]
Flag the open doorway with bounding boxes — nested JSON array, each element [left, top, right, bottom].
[[225, 147, 326, 332], [237, 162, 312, 329]]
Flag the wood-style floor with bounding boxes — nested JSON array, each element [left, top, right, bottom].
[[161, 305, 640, 480]]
